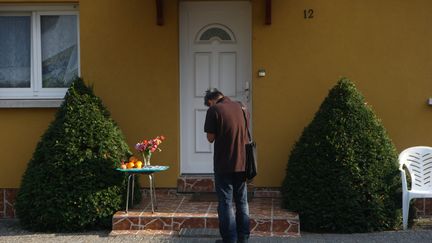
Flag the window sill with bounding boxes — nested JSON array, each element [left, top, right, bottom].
[[0, 99, 63, 108]]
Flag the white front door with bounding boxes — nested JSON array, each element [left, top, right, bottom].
[[180, 1, 252, 174]]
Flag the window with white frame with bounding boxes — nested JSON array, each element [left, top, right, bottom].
[[0, 5, 79, 99]]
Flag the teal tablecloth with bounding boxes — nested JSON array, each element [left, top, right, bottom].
[[116, 165, 169, 173]]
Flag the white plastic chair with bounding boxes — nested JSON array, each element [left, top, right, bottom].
[[399, 146, 432, 230]]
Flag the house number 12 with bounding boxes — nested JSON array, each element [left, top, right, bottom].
[[304, 9, 314, 19]]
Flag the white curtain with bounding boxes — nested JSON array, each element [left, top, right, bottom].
[[0, 16, 31, 88]]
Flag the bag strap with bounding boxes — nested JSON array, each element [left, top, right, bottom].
[[239, 102, 252, 142]]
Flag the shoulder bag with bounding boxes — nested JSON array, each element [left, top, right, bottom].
[[240, 104, 257, 180]]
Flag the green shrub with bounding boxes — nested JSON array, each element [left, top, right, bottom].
[[15, 78, 139, 232], [281, 78, 401, 233]]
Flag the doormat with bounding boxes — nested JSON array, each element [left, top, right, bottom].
[[190, 192, 253, 202]]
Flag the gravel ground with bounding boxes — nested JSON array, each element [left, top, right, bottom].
[[2, 219, 432, 243]]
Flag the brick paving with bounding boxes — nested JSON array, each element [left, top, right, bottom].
[[2, 219, 432, 243]]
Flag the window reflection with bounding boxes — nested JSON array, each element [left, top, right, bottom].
[[41, 15, 78, 88]]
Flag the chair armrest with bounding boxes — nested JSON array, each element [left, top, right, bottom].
[[400, 169, 408, 192]]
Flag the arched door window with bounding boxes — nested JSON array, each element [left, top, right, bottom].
[[195, 24, 236, 43]]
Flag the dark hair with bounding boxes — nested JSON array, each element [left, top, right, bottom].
[[204, 88, 224, 106]]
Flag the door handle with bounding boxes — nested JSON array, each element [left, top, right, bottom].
[[244, 81, 250, 102], [235, 82, 250, 102]]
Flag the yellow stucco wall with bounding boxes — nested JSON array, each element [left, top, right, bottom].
[[79, 0, 179, 187], [252, 0, 432, 186], [1, 0, 432, 188]]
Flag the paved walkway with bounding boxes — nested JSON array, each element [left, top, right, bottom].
[[113, 196, 298, 236], [1, 219, 432, 243]]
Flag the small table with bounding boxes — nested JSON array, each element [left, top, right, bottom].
[[116, 165, 169, 213]]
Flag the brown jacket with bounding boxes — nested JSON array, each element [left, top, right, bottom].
[[204, 97, 249, 173]]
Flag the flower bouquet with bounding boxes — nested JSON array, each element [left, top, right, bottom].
[[135, 135, 165, 166]]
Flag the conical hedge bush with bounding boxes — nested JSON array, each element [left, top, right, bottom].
[[281, 78, 401, 233], [15, 78, 134, 232]]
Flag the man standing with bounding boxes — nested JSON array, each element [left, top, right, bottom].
[[204, 88, 250, 243]]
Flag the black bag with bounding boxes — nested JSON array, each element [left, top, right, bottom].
[[240, 104, 257, 180], [245, 141, 257, 180]]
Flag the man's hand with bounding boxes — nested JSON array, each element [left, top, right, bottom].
[[207, 133, 215, 143]]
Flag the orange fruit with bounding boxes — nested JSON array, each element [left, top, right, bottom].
[[120, 164, 127, 169], [135, 161, 143, 168], [127, 162, 135, 169]]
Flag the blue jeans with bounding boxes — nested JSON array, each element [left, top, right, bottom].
[[214, 172, 250, 243]]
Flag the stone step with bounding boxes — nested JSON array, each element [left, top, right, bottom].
[[413, 217, 432, 229], [110, 229, 298, 238], [177, 174, 257, 194], [112, 195, 300, 237], [177, 175, 215, 193]]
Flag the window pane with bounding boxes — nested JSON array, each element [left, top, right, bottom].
[[0, 16, 31, 88], [200, 27, 232, 41], [41, 15, 78, 88]]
